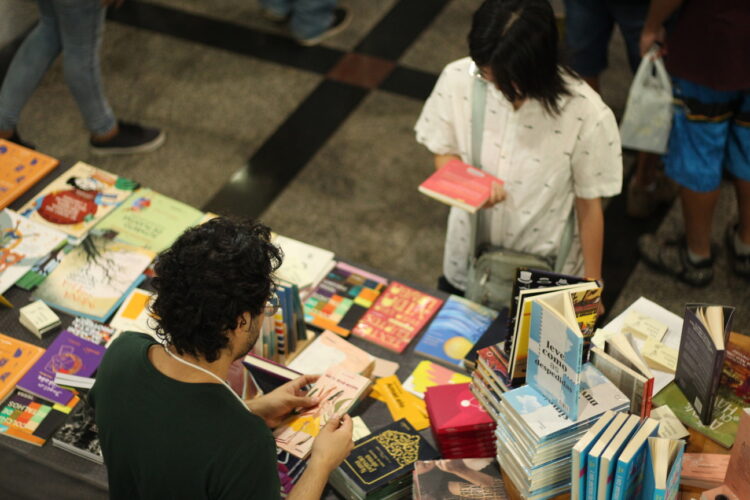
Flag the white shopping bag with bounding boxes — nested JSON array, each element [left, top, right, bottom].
[[619, 48, 673, 154]]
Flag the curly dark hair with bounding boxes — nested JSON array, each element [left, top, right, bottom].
[[150, 217, 282, 362]]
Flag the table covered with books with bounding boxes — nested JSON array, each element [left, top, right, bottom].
[[0, 140, 748, 500]]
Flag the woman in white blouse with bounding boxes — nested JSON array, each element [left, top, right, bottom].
[[415, 0, 623, 295]]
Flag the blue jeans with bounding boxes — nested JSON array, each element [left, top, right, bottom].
[[0, 0, 116, 135], [261, 0, 337, 41]]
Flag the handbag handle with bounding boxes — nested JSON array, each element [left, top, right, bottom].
[[469, 64, 574, 272]]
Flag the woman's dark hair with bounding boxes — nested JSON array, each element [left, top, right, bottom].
[[151, 217, 282, 362], [469, 0, 571, 115]]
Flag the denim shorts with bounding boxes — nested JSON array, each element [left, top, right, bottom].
[[563, 0, 648, 76], [665, 77, 750, 192]]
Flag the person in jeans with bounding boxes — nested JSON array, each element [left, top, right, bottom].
[[260, 0, 351, 47], [637, 0, 750, 286], [0, 0, 163, 154]]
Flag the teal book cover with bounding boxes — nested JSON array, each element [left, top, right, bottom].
[[526, 297, 584, 420], [610, 422, 660, 500], [414, 295, 498, 367], [641, 439, 685, 500]]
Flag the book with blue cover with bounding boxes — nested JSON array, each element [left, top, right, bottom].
[[641, 437, 685, 500], [414, 295, 498, 367], [585, 412, 629, 500], [526, 290, 588, 420], [596, 414, 641, 500], [610, 418, 660, 500], [571, 410, 618, 500], [502, 363, 630, 442]]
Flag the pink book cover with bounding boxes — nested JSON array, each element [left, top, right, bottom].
[[425, 383, 495, 435], [351, 282, 444, 353], [418, 159, 503, 213]]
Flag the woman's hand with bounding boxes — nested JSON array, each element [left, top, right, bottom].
[[482, 181, 506, 208]]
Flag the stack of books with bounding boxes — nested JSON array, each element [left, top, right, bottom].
[[425, 382, 496, 459], [495, 364, 630, 499], [328, 419, 439, 500]]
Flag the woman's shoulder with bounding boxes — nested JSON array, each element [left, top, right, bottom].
[[561, 73, 613, 121], [439, 57, 474, 83]]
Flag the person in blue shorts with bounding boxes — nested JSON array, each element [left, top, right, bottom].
[[638, 0, 750, 286]]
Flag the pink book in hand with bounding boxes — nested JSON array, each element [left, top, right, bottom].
[[418, 159, 503, 213]]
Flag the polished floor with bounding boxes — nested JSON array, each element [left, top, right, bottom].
[[2, 0, 747, 336]]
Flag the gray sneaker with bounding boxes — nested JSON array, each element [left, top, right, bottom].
[[726, 224, 750, 279], [638, 234, 714, 287]]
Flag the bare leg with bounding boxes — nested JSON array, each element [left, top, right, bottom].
[[681, 186, 721, 258], [735, 177, 750, 244]]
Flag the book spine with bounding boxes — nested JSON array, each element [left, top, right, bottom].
[[586, 454, 598, 500], [642, 377, 654, 419]]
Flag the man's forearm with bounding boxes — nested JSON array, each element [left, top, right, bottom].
[[287, 462, 331, 500], [575, 197, 604, 280], [644, 0, 684, 30]]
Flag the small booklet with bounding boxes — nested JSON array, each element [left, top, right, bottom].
[[418, 158, 503, 213]]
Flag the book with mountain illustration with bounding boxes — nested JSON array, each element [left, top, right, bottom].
[[273, 367, 371, 459], [18, 162, 138, 240]]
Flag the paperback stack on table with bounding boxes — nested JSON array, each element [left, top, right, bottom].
[[425, 382, 496, 459], [494, 364, 630, 500]]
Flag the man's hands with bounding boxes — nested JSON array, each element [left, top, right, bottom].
[[246, 374, 319, 428], [309, 415, 354, 473]]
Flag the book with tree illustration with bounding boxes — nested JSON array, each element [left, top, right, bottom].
[[273, 367, 371, 459]]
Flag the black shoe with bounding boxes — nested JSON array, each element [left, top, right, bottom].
[[90, 121, 165, 155], [726, 224, 750, 280], [5, 131, 35, 150], [297, 7, 352, 47], [638, 234, 714, 287]]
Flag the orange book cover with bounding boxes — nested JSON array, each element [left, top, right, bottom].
[[0, 140, 58, 209], [0, 333, 44, 403], [351, 282, 444, 353]]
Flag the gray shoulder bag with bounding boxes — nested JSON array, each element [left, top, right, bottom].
[[464, 76, 575, 310]]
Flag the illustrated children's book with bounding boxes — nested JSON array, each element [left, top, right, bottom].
[[33, 235, 154, 322], [303, 262, 388, 337], [0, 139, 58, 209], [351, 281, 444, 353], [402, 360, 471, 399], [94, 187, 204, 253], [273, 367, 371, 459], [0, 389, 78, 446], [19, 162, 138, 240], [0, 209, 67, 295], [17, 330, 105, 406], [418, 158, 504, 213], [675, 304, 735, 425], [413, 295, 497, 367], [0, 333, 45, 403]]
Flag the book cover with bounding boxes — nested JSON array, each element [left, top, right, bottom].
[[675, 304, 735, 425], [272, 233, 335, 291], [641, 437, 685, 500], [51, 397, 102, 463], [597, 414, 641, 500], [571, 410, 618, 500], [462, 307, 508, 371], [680, 453, 731, 489], [109, 288, 159, 340], [402, 360, 471, 399], [476, 344, 512, 390], [273, 368, 371, 459], [0, 333, 45, 403], [33, 235, 154, 322], [413, 295, 497, 366], [303, 262, 388, 337], [0, 209, 67, 295], [653, 382, 743, 448], [0, 139, 58, 209], [418, 158, 503, 213], [413, 458, 508, 499], [18, 161, 138, 239], [425, 383, 494, 435], [94, 187, 203, 253], [526, 294, 586, 420], [287, 330, 375, 377], [242, 353, 302, 395], [589, 346, 653, 418], [351, 281, 443, 353], [724, 408, 750, 499], [722, 332, 750, 405], [17, 330, 105, 406], [335, 419, 439, 497], [585, 412, 629, 500], [502, 363, 629, 441], [610, 418, 660, 500], [67, 317, 117, 346], [0, 389, 77, 446]]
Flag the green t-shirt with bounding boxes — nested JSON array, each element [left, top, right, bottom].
[[90, 332, 280, 500]]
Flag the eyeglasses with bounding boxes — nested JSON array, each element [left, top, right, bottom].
[[264, 294, 280, 317]]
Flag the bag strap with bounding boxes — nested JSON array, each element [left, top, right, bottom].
[[469, 67, 575, 270]]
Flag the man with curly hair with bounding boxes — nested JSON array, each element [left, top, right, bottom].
[[90, 217, 353, 499]]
